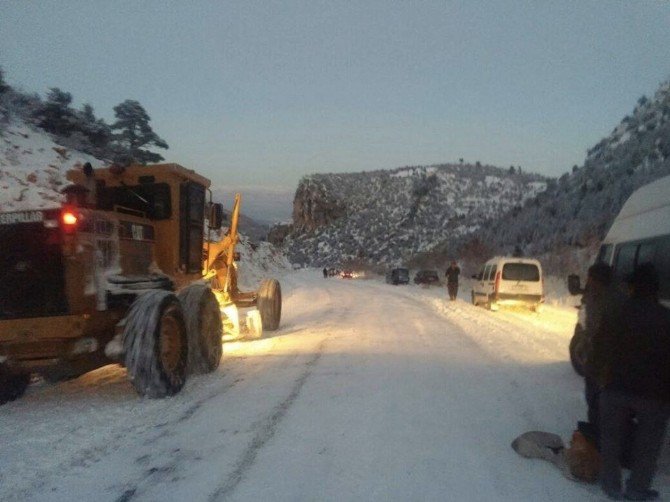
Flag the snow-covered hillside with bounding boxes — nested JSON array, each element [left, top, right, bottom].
[[286, 163, 548, 267], [0, 122, 100, 211], [461, 79, 670, 273], [235, 234, 291, 291]]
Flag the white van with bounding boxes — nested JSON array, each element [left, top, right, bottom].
[[593, 175, 670, 306], [471, 257, 544, 311], [568, 174, 670, 375]]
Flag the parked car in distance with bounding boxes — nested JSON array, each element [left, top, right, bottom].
[[341, 270, 354, 279], [471, 257, 544, 311], [386, 267, 410, 285], [567, 174, 670, 376], [414, 270, 440, 286]]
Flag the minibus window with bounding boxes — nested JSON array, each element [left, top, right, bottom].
[[597, 244, 614, 265], [614, 243, 637, 284], [653, 236, 670, 303], [637, 242, 656, 266]]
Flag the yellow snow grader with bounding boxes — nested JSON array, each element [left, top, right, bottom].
[[0, 163, 281, 404]]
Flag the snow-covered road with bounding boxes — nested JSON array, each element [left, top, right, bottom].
[[1, 271, 669, 501]]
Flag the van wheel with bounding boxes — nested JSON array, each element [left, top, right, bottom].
[[178, 284, 223, 375], [124, 291, 188, 398], [258, 279, 282, 331], [569, 325, 588, 377], [0, 366, 30, 405]]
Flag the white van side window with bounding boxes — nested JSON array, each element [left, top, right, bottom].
[[488, 265, 497, 281], [483, 265, 492, 281]]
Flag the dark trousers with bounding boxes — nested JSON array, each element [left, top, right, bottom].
[[447, 282, 458, 300], [585, 373, 600, 441], [599, 388, 670, 494]]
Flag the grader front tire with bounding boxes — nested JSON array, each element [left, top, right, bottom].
[[258, 279, 282, 331], [178, 284, 223, 375]]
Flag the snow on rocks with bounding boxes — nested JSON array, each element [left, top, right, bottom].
[[0, 122, 100, 212]]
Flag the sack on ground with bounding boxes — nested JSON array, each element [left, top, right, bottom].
[[565, 430, 600, 483]]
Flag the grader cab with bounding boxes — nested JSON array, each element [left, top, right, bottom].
[[0, 163, 281, 404]]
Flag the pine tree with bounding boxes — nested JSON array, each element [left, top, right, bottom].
[[0, 67, 8, 95], [33, 88, 77, 136], [78, 103, 111, 154], [110, 99, 168, 164]]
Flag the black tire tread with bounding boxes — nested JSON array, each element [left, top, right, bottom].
[[569, 325, 587, 377], [123, 290, 188, 398], [0, 367, 30, 405], [258, 278, 282, 332], [178, 284, 223, 375]]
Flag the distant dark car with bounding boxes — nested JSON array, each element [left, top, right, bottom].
[[341, 270, 354, 279], [386, 268, 410, 285], [414, 270, 440, 285]]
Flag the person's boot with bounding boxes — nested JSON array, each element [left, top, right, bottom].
[[623, 488, 659, 501], [601, 480, 623, 500]]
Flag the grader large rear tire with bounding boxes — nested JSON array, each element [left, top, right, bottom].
[[123, 291, 188, 398], [258, 279, 282, 331], [178, 284, 223, 375], [0, 366, 30, 405]]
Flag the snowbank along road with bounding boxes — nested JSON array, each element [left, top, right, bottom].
[[1, 270, 669, 501]]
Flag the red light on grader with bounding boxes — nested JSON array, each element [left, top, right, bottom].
[[62, 211, 78, 226], [61, 210, 79, 234]]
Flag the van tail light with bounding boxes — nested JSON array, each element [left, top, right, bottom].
[[494, 271, 501, 294]]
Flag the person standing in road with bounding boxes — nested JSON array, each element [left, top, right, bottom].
[[593, 263, 670, 501], [323, 267, 328, 279], [581, 263, 625, 443], [445, 261, 460, 301]]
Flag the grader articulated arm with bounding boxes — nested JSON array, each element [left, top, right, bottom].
[[203, 193, 282, 338], [204, 193, 242, 299]]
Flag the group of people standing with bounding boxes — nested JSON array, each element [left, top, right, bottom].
[[581, 262, 670, 500]]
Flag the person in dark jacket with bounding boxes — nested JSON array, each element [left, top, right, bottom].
[[594, 263, 670, 501], [322, 267, 328, 279], [445, 261, 460, 301], [581, 263, 623, 442]]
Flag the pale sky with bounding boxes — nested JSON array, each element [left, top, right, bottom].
[[1, 1, 669, 221]]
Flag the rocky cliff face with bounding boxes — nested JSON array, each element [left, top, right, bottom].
[[292, 179, 346, 233], [285, 164, 548, 267]]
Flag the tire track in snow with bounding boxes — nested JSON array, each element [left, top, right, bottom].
[[205, 276, 363, 501], [208, 338, 328, 501]]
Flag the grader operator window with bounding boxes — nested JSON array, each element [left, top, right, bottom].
[[179, 182, 206, 273], [98, 183, 172, 219]]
